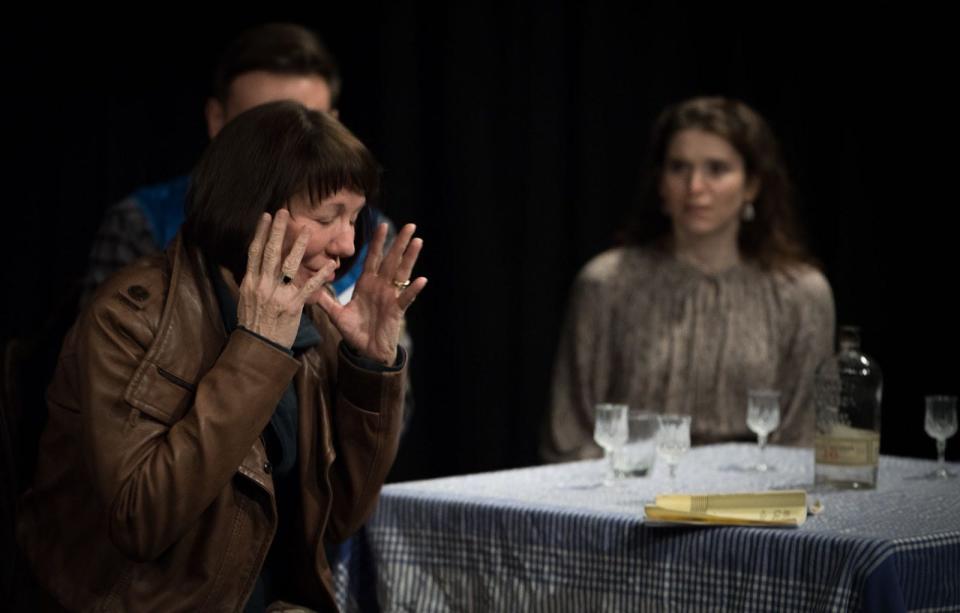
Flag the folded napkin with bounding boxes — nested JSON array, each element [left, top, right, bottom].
[[644, 490, 807, 527]]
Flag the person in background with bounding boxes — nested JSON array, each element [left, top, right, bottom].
[[19, 101, 426, 612], [542, 96, 834, 462]]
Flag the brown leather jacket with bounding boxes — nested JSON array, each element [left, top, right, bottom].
[[17, 237, 404, 612]]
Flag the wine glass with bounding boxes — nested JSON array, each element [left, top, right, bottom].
[[594, 403, 628, 485], [656, 415, 691, 479], [925, 395, 958, 479], [612, 410, 659, 478], [746, 390, 781, 472]]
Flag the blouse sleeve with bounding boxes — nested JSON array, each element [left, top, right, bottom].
[[541, 258, 616, 462], [773, 267, 836, 446]]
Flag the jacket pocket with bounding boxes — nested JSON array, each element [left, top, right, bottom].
[[123, 364, 196, 425]]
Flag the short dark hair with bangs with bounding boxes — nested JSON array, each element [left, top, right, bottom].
[[183, 100, 380, 281]]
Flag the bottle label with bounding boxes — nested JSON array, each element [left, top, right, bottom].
[[815, 431, 880, 466]]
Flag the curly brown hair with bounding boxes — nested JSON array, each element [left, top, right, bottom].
[[626, 97, 813, 271]]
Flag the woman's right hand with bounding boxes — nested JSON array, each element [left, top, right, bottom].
[[237, 210, 333, 348]]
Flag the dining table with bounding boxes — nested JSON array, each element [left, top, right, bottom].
[[332, 443, 960, 612]]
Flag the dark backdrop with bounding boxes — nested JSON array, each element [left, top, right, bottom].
[[2, 7, 956, 482]]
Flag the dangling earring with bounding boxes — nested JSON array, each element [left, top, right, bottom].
[[741, 201, 755, 222]]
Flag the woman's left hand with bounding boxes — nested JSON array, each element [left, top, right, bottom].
[[314, 223, 427, 365]]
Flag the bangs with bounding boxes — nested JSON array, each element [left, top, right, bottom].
[[300, 114, 381, 204], [303, 158, 381, 205]]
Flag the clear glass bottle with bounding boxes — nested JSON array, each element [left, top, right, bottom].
[[814, 326, 883, 489]]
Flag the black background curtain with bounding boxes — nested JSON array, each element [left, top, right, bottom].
[[2, 7, 956, 481]]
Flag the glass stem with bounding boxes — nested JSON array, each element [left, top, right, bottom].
[[758, 434, 768, 467], [605, 449, 615, 483], [668, 463, 677, 479], [937, 439, 946, 467]]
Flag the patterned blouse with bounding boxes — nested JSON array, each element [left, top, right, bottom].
[[542, 246, 835, 462]]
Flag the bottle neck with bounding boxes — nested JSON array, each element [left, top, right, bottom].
[[838, 326, 861, 352], [839, 340, 860, 352]]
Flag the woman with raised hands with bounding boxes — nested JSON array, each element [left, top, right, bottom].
[[18, 100, 425, 612]]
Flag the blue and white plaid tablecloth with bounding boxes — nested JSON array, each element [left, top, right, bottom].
[[334, 444, 960, 612]]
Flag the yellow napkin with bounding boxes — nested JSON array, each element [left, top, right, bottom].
[[644, 490, 807, 527]]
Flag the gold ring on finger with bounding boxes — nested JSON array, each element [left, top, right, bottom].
[[392, 279, 411, 290]]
